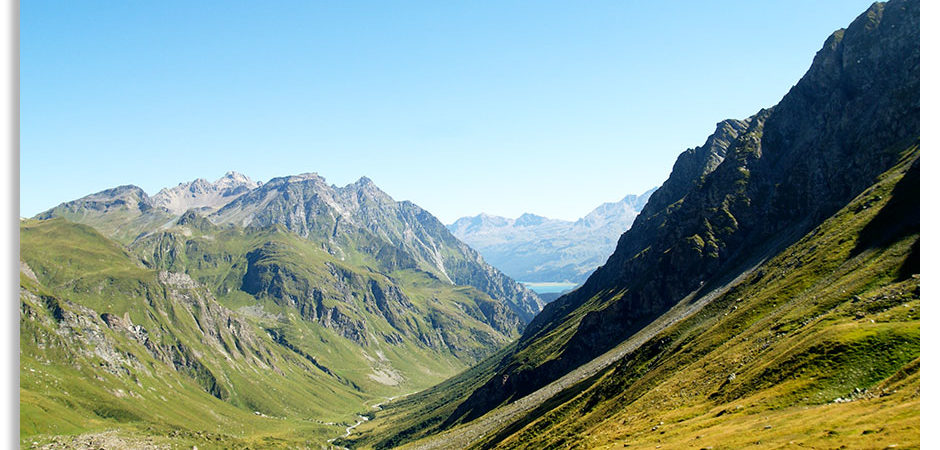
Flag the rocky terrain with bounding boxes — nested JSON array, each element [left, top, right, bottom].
[[151, 171, 261, 215], [210, 174, 543, 321], [448, 189, 655, 284]]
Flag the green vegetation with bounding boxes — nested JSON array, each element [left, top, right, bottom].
[[19, 214, 523, 445], [350, 147, 919, 449]]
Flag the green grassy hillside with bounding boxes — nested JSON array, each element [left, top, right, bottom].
[[20, 219, 357, 446], [19, 216, 524, 446], [348, 147, 919, 449]]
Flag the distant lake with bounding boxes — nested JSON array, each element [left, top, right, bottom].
[[521, 282, 579, 294]]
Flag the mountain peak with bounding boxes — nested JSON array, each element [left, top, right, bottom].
[[514, 213, 548, 227], [218, 171, 257, 186], [151, 172, 261, 215], [449, 189, 654, 284]]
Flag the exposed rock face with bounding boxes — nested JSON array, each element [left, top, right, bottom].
[[642, 119, 748, 215], [20, 268, 279, 402], [37, 170, 540, 327], [448, 189, 656, 284], [211, 175, 544, 321], [448, 0, 919, 425], [152, 171, 261, 215]]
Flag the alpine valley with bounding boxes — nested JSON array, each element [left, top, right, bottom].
[[343, 1, 920, 448], [21, 172, 542, 447], [20, 0, 919, 448]]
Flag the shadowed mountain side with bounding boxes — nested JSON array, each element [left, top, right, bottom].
[[341, 2, 920, 446]]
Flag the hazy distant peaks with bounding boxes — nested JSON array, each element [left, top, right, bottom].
[[452, 189, 656, 235], [515, 213, 551, 227], [152, 171, 262, 215], [448, 188, 656, 283]]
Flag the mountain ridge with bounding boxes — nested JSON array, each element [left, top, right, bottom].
[[346, 1, 920, 447], [24, 169, 546, 445], [448, 188, 656, 284], [152, 171, 262, 215]]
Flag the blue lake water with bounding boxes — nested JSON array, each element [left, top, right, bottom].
[[521, 282, 580, 294]]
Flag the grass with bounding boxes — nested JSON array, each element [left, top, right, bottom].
[[20, 209, 527, 445], [348, 146, 919, 449], [480, 148, 920, 448]]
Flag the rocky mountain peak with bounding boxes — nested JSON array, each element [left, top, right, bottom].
[[92, 184, 150, 202], [288, 172, 326, 183], [516, 0, 918, 409], [152, 172, 261, 215], [340, 176, 395, 205], [215, 171, 260, 191], [354, 176, 375, 187]]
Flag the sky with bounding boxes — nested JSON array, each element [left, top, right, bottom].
[[21, 0, 878, 223]]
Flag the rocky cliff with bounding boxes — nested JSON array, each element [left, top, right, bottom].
[[436, 0, 919, 429]]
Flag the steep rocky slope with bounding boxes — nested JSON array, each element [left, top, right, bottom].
[[346, 0, 919, 446], [448, 189, 655, 284], [20, 219, 363, 445], [37, 174, 541, 323], [20, 217, 524, 446], [209, 174, 542, 321]]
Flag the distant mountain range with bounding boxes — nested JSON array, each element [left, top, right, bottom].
[[448, 189, 655, 285]]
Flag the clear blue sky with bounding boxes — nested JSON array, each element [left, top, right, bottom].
[[21, 1, 876, 223]]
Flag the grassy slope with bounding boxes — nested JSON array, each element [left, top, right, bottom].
[[19, 215, 522, 446], [351, 146, 919, 449], [41, 203, 176, 246], [131, 221, 516, 392], [478, 147, 920, 449], [19, 219, 380, 446]]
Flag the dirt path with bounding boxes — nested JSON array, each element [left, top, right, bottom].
[[327, 393, 414, 450]]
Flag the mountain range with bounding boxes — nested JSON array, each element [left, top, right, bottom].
[[21, 170, 542, 446], [448, 188, 655, 285], [19, 0, 919, 447], [344, 1, 920, 448]]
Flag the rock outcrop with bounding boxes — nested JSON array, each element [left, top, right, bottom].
[[446, 0, 919, 426]]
